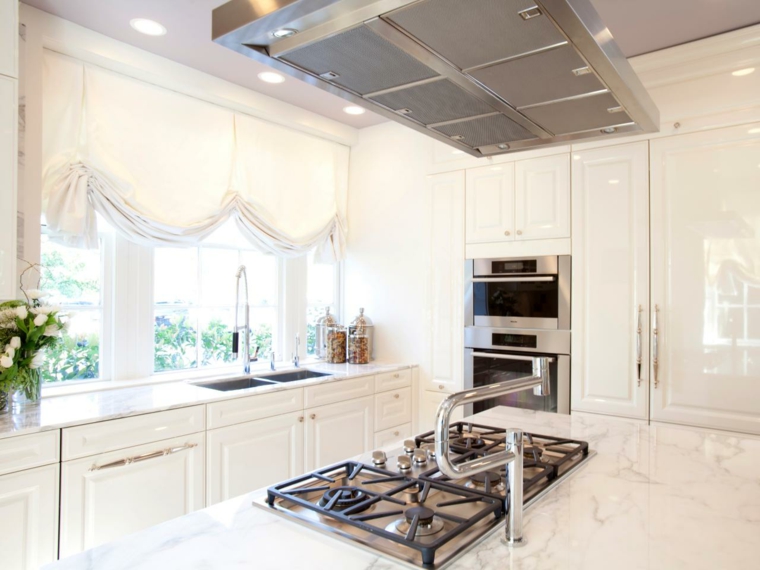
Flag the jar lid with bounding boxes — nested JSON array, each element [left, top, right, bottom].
[[320, 306, 337, 327], [350, 307, 373, 328]]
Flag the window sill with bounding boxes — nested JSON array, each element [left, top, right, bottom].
[[41, 357, 327, 399]]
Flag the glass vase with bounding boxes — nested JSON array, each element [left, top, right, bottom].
[[0, 389, 8, 414], [13, 367, 42, 408]]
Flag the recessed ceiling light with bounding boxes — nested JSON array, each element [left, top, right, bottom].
[[258, 72, 285, 84], [749, 128, 760, 134], [452, 150, 465, 155], [608, 179, 620, 184], [343, 106, 365, 115], [601, 127, 617, 134], [130, 18, 166, 36], [272, 28, 298, 39], [732, 67, 755, 77]]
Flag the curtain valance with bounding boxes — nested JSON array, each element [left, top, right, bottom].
[[42, 51, 349, 261]]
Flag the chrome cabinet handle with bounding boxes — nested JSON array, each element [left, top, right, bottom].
[[653, 305, 660, 389], [504, 230, 511, 236], [310, 414, 316, 420], [393, 373, 400, 378], [636, 305, 642, 387], [516, 230, 523, 235], [394, 393, 400, 399], [89, 443, 198, 472], [298, 416, 304, 423]]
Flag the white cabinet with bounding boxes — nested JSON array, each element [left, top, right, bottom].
[[418, 390, 463, 433], [465, 164, 515, 243], [515, 154, 571, 240], [426, 171, 465, 394], [649, 123, 760, 434], [0, 0, 17, 79], [571, 142, 650, 419], [0, 73, 17, 301], [207, 412, 304, 505], [61, 408, 206, 556], [374, 387, 412, 432], [305, 396, 374, 471], [0, 464, 60, 570], [374, 423, 413, 449]]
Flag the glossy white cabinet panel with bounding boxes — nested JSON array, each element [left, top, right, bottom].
[[650, 123, 760, 434], [0, 430, 59, 476], [374, 423, 412, 449], [374, 387, 412, 432], [0, 74, 17, 300], [0, 0, 17, 79], [303, 375, 374, 408], [0, 464, 59, 570], [465, 164, 515, 243], [571, 142, 650, 419], [375, 368, 411, 393], [207, 412, 304, 505], [60, 432, 205, 557], [426, 171, 465, 394], [418, 390, 462, 433], [206, 388, 303, 429], [515, 154, 570, 240], [304, 396, 373, 471]]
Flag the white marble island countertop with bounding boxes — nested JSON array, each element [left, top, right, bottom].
[[0, 362, 413, 440], [44, 406, 760, 570]]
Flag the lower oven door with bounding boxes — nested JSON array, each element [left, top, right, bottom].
[[464, 349, 570, 416]]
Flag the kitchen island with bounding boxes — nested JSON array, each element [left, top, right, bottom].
[[45, 406, 760, 570]]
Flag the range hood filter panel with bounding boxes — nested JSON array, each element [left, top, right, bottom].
[[522, 91, 631, 135], [278, 25, 439, 95], [369, 79, 496, 126], [387, 0, 566, 71], [469, 44, 606, 108], [433, 113, 538, 148]]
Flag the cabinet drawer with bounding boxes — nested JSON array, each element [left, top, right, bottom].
[[374, 387, 412, 432], [374, 423, 412, 450], [0, 431, 60, 476], [304, 376, 374, 408], [207, 388, 303, 430], [62, 406, 205, 461], [375, 369, 411, 393]]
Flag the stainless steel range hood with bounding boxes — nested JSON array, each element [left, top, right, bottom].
[[213, 0, 659, 157]]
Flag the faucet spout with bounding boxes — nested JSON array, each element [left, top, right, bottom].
[[234, 266, 252, 374], [433, 356, 550, 546]]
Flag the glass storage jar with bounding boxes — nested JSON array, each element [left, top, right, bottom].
[[348, 332, 370, 364], [348, 308, 374, 360], [315, 307, 337, 359], [326, 325, 347, 364]]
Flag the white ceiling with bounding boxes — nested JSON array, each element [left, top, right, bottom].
[[21, 0, 760, 129]]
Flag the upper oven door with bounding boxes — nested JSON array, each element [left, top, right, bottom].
[[466, 256, 570, 330]]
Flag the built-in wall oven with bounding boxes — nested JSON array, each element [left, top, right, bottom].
[[464, 255, 571, 415], [465, 255, 571, 330]]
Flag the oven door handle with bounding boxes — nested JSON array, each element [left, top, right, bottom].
[[471, 352, 556, 363], [471, 276, 556, 283]]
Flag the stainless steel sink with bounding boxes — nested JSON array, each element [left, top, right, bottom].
[[194, 377, 279, 392], [193, 370, 331, 391], [254, 370, 331, 383]]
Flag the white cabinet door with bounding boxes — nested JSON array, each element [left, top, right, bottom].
[[0, 74, 17, 301], [374, 387, 412, 432], [571, 142, 649, 419], [0, 0, 18, 79], [465, 163, 515, 243], [207, 412, 304, 505], [650, 123, 760, 434], [305, 396, 373, 471], [418, 391, 463, 433], [60, 432, 205, 558], [515, 154, 570, 240], [0, 464, 59, 570], [426, 171, 465, 394]]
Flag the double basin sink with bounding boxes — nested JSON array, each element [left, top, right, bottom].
[[194, 369, 331, 392]]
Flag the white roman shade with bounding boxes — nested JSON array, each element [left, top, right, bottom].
[[42, 51, 349, 261]]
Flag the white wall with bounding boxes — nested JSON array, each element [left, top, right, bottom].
[[344, 122, 432, 372]]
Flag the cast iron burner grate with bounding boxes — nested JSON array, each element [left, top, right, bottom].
[[265, 460, 503, 566]]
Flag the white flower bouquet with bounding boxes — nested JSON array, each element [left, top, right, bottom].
[[0, 287, 66, 410]]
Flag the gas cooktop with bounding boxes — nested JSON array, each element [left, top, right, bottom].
[[253, 422, 591, 568]]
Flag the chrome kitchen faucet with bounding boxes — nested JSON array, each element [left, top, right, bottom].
[[434, 356, 551, 547], [232, 265, 257, 374]]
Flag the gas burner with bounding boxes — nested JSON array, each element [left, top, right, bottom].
[[390, 506, 445, 537], [318, 486, 369, 512], [465, 471, 505, 494], [450, 435, 486, 453]]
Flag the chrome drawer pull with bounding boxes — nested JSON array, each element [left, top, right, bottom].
[[89, 442, 198, 472]]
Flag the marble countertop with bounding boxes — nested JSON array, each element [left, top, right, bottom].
[[44, 406, 760, 570], [0, 362, 413, 440]]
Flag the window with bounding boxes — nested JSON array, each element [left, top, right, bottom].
[[306, 251, 340, 355], [153, 246, 279, 373], [39, 233, 106, 383]]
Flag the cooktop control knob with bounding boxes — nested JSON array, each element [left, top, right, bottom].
[[397, 455, 412, 471], [422, 443, 436, 459], [412, 449, 428, 465], [403, 440, 416, 455], [372, 450, 387, 466]]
